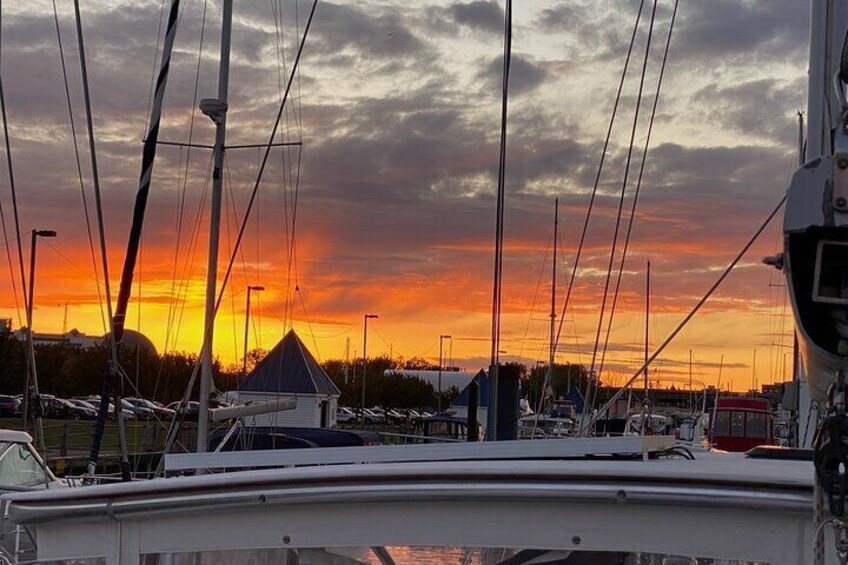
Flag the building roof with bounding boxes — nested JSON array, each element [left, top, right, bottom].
[[451, 369, 489, 408], [240, 330, 340, 396]]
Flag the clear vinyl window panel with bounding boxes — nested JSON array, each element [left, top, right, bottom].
[[712, 410, 731, 436], [0, 443, 47, 488], [746, 412, 768, 439], [730, 411, 746, 437]]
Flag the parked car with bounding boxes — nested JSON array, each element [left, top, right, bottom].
[[119, 398, 156, 420], [66, 398, 102, 416], [354, 408, 383, 424], [79, 395, 135, 420], [126, 397, 176, 419], [336, 406, 357, 424], [0, 394, 21, 418], [166, 401, 200, 421], [385, 408, 404, 423], [38, 395, 97, 420], [368, 407, 388, 424]]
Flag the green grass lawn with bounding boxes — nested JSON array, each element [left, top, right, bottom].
[[0, 418, 197, 457]]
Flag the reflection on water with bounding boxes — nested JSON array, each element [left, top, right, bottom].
[[141, 546, 769, 565]]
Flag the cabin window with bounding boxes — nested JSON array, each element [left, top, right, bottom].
[[712, 410, 730, 436], [429, 421, 450, 436], [730, 411, 745, 437], [0, 444, 47, 487], [746, 412, 768, 438]]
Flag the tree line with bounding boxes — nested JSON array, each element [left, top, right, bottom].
[[0, 331, 591, 410]]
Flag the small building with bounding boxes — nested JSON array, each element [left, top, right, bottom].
[[446, 369, 489, 427], [13, 327, 103, 349], [228, 329, 340, 428]]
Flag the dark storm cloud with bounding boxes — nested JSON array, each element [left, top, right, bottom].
[[534, 3, 592, 32], [304, 1, 427, 65], [448, 1, 504, 35], [534, 0, 806, 72], [477, 53, 548, 95], [694, 78, 806, 140], [673, 0, 807, 64]]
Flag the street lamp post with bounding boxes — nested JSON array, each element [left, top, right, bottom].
[[23, 229, 56, 447], [437, 334, 452, 413], [360, 314, 378, 424], [242, 285, 265, 377]]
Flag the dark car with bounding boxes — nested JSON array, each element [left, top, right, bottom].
[[38, 395, 97, 420], [126, 398, 176, 420], [166, 401, 200, 421], [0, 395, 20, 417]]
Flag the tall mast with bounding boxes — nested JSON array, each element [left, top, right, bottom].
[[549, 198, 558, 373], [197, 0, 234, 453], [806, 0, 847, 158], [86, 0, 182, 478], [487, 0, 512, 441], [644, 260, 650, 398]]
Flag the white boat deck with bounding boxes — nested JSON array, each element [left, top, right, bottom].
[[1, 444, 823, 564]]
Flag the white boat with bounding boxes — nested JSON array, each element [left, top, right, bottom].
[[0, 438, 827, 564]]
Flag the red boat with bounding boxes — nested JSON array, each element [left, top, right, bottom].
[[709, 397, 773, 452]]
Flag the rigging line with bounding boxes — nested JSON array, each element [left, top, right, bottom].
[[597, 0, 677, 381], [0, 30, 31, 378], [224, 177, 238, 367], [489, 0, 511, 431], [72, 0, 115, 332], [371, 324, 401, 358], [223, 154, 253, 298], [162, 0, 209, 357], [0, 186, 20, 328], [271, 0, 298, 331], [156, 0, 319, 472], [584, 0, 659, 419], [295, 0, 304, 135], [164, 152, 212, 355], [143, 0, 169, 137], [160, 146, 185, 354], [549, 0, 646, 372], [296, 287, 321, 361], [271, 0, 293, 329], [51, 0, 106, 334], [170, 156, 213, 350], [41, 241, 102, 284], [516, 227, 552, 360], [288, 148, 303, 287], [585, 193, 788, 431], [286, 151, 305, 330]]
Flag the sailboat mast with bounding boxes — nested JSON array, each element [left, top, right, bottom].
[[487, 0, 512, 441], [549, 198, 558, 372], [197, 0, 234, 453], [688, 349, 693, 411], [644, 260, 650, 398]]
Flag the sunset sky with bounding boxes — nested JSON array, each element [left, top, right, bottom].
[[0, 0, 806, 393]]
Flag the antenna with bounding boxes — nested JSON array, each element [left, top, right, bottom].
[[344, 337, 350, 383]]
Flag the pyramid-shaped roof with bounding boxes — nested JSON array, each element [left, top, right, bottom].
[[240, 329, 340, 396], [450, 369, 489, 408]]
